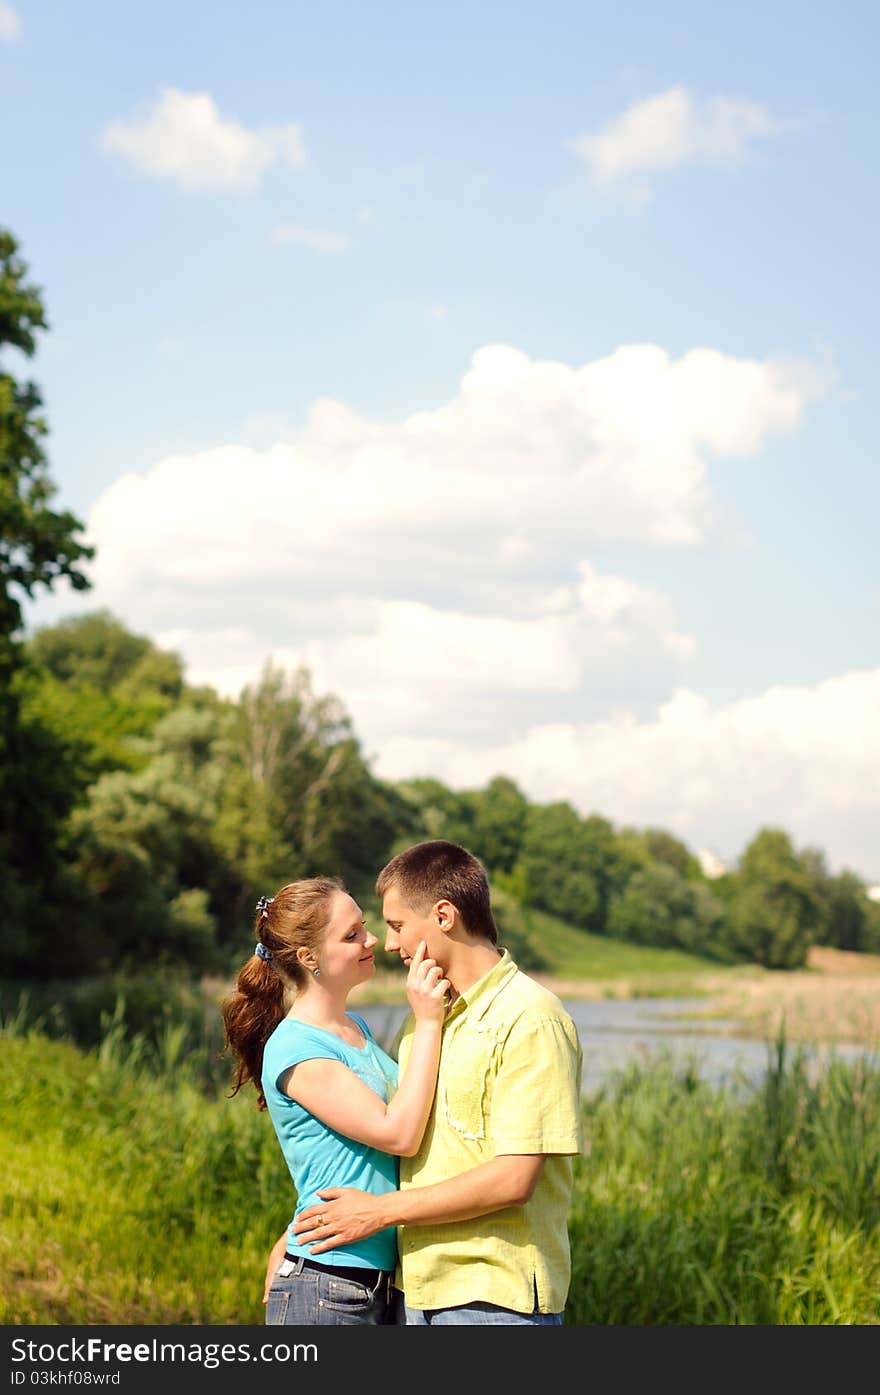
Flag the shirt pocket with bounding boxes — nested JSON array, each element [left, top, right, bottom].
[[440, 1023, 501, 1141]]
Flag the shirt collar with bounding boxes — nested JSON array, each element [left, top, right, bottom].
[[447, 948, 518, 1024]]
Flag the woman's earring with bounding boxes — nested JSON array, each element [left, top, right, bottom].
[[312, 967, 321, 978]]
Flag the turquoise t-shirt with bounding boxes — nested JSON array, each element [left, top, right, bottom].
[[261, 1011, 400, 1272]]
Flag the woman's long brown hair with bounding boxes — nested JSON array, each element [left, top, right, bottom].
[[220, 877, 343, 1109]]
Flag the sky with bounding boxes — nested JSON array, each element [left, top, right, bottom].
[[3, 0, 878, 880]]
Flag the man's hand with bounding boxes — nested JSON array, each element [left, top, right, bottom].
[[263, 1230, 288, 1304], [290, 1188, 390, 1254]]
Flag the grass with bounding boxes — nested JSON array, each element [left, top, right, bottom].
[[2, 1014, 878, 1325], [522, 908, 735, 991], [566, 1037, 880, 1324], [683, 946, 880, 1047], [0, 1026, 288, 1324], [352, 907, 736, 1006]]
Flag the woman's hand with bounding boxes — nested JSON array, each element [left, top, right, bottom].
[[405, 940, 450, 1022]]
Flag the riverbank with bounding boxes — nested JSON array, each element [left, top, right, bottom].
[[2, 1028, 878, 1324], [352, 946, 880, 1048]]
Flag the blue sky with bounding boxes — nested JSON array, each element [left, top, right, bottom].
[[3, 0, 878, 879]]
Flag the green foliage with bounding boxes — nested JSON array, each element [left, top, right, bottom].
[[470, 775, 529, 874], [863, 900, 880, 954], [0, 229, 93, 959], [566, 1039, 880, 1324], [222, 662, 405, 915], [27, 610, 170, 689], [727, 828, 823, 968], [2, 1022, 878, 1324], [393, 777, 476, 849], [516, 801, 604, 930], [66, 703, 236, 973], [22, 611, 187, 786], [489, 886, 548, 971], [0, 971, 226, 1072], [522, 905, 729, 986], [638, 826, 703, 879], [607, 862, 730, 959], [800, 848, 877, 954], [0, 1032, 288, 1323], [0, 230, 93, 649]]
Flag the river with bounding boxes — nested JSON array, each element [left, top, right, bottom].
[[354, 996, 875, 1094]]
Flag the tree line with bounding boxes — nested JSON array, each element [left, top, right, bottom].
[[2, 225, 878, 981]]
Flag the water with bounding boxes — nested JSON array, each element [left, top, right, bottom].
[[354, 996, 875, 1095]]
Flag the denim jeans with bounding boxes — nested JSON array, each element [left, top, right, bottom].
[[405, 1301, 563, 1326], [266, 1255, 403, 1326]]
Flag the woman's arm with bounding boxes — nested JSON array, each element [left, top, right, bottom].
[[281, 942, 448, 1157], [263, 1229, 289, 1304]]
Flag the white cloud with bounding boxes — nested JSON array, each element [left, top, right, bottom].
[[0, 3, 20, 40], [74, 339, 819, 728], [113, 572, 697, 747], [271, 224, 349, 255], [80, 342, 822, 615], [569, 86, 783, 192], [373, 669, 880, 877], [44, 336, 873, 873], [100, 88, 307, 192]]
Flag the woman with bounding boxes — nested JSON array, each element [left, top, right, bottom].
[[221, 876, 448, 1325]]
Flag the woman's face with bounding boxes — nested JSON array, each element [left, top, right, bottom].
[[313, 890, 378, 988]]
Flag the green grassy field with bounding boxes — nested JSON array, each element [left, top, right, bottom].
[[0, 1030, 287, 1324], [524, 907, 733, 982], [2, 1021, 878, 1325], [355, 906, 739, 1004]]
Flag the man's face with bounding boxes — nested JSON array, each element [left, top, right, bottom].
[[381, 884, 446, 968]]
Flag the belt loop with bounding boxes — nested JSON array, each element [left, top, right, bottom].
[[278, 1253, 306, 1279]]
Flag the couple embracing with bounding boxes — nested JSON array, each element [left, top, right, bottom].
[[222, 839, 583, 1327]]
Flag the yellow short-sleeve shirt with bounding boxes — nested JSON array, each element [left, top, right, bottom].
[[396, 950, 584, 1314]]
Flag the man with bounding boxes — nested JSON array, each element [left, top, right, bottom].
[[267, 839, 583, 1325]]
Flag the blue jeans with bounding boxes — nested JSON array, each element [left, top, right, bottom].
[[405, 1301, 563, 1326], [266, 1255, 403, 1326]]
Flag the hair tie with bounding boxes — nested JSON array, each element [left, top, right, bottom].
[[255, 942, 274, 962], [255, 895, 275, 917]]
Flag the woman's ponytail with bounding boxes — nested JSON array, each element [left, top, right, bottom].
[[220, 878, 343, 1109], [220, 947, 286, 1110]]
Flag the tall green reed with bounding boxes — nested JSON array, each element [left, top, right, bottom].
[[566, 1030, 880, 1324], [2, 1012, 878, 1324]]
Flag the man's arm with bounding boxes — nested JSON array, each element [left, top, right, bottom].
[[290, 1153, 546, 1254], [291, 1008, 582, 1255]]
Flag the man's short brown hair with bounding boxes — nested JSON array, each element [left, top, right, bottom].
[[376, 840, 498, 943]]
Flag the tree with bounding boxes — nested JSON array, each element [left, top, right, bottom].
[[0, 229, 93, 962], [393, 777, 476, 850], [607, 862, 728, 958], [796, 845, 880, 955], [516, 802, 602, 930], [28, 609, 157, 688], [68, 702, 237, 974], [469, 776, 529, 874], [726, 828, 822, 969], [23, 612, 186, 789], [219, 663, 404, 921], [490, 886, 548, 971], [0, 230, 92, 664], [640, 827, 702, 880]]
